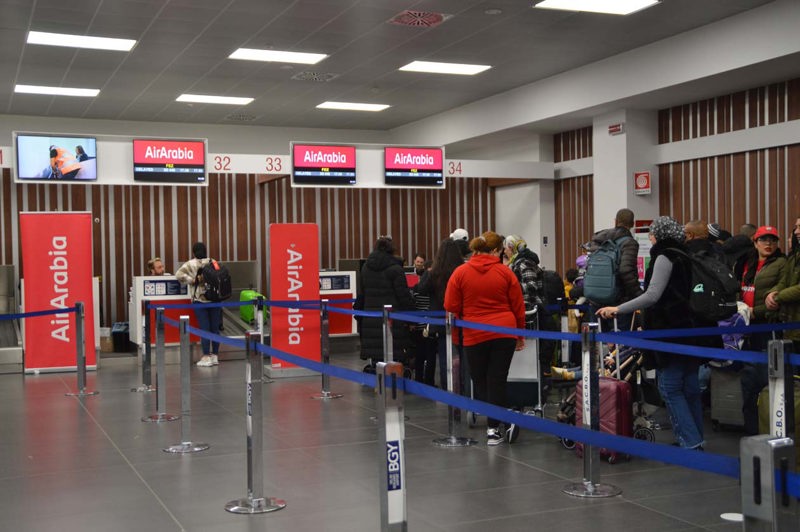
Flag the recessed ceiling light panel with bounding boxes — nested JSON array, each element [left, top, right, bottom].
[[399, 61, 491, 76], [533, 0, 660, 16], [14, 84, 99, 97], [177, 94, 254, 105], [229, 48, 328, 65], [317, 101, 390, 112], [27, 31, 136, 51]]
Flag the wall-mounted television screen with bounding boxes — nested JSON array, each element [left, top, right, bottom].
[[384, 147, 444, 187], [15, 134, 98, 181], [291, 144, 356, 186], [133, 139, 206, 184]]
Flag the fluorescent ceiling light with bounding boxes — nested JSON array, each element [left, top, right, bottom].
[[534, 0, 659, 16], [317, 101, 390, 112], [399, 61, 491, 76], [229, 48, 328, 65], [27, 30, 136, 51], [177, 94, 254, 105], [15, 84, 99, 97]]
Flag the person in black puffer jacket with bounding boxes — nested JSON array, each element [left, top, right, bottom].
[[356, 236, 415, 367], [598, 216, 704, 450]]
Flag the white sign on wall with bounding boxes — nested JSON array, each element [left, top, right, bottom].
[[207, 153, 289, 175], [0, 146, 10, 168]]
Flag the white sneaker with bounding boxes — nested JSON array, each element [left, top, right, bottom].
[[210, 355, 219, 365], [197, 355, 214, 367]]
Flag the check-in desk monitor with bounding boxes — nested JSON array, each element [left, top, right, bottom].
[[319, 271, 357, 336], [129, 276, 199, 345]]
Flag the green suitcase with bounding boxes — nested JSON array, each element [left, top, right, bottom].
[[240, 290, 268, 324]]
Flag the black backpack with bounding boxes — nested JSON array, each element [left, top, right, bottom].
[[676, 249, 739, 322], [542, 269, 566, 308], [198, 259, 232, 302]]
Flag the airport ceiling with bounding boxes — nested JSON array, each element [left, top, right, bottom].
[[0, 0, 779, 132]]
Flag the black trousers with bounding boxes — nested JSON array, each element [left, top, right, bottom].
[[465, 337, 516, 429]]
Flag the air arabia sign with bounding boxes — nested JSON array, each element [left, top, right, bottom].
[[20, 212, 96, 372], [293, 144, 355, 169], [385, 147, 443, 171], [133, 139, 205, 165], [269, 223, 320, 370]]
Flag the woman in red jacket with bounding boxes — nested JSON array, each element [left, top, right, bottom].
[[445, 231, 526, 445]]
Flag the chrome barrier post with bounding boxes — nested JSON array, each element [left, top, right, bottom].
[[563, 322, 621, 498], [312, 300, 343, 400], [740, 435, 797, 530], [142, 308, 180, 422], [165, 316, 209, 453], [383, 304, 394, 364], [433, 312, 477, 447], [376, 361, 408, 532], [767, 340, 796, 440], [133, 302, 156, 392], [65, 302, 98, 397], [559, 298, 570, 364], [226, 331, 286, 514]]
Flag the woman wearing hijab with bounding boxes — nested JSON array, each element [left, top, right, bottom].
[[597, 216, 704, 450]]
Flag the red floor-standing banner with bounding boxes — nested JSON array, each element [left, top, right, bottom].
[[20, 212, 96, 372], [269, 223, 320, 373]]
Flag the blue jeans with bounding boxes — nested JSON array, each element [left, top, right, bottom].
[[194, 303, 222, 355], [657, 356, 704, 448]]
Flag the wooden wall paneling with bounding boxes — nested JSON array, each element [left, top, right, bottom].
[[748, 89, 759, 129], [699, 100, 709, 137], [671, 107, 683, 142], [768, 83, 780, 125], [788, 79, 800, 121], [788, 145, 800, 225], [658, 164, 670, 214], [682, 104, 691, 140], [767, 147, 780, 229], [234, 174, 248, 260], [1, 171, 11, 264], [658, 109, 670, 144], [732, 91, 746, 131], [553, 133, 562, 163], [130, 186, 140, 275], [671, 163, 683, 221]]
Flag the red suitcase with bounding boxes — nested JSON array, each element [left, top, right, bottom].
[[575, 376, 633, 463]]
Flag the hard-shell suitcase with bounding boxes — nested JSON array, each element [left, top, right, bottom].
[[506, 337, 540, 409], [240, 289, 267, 324], [575, 376, 633, 463], [710, 367, 744, 430]]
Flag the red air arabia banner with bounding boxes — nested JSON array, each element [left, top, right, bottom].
[[269, 223, 320, 369], [20, 212, 95, 372]]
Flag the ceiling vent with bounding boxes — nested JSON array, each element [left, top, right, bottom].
[[291, 71, 340, 82], [225, 112, 257, 122], [388, 10, 452, 28]]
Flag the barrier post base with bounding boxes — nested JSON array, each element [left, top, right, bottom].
[[65, 389, 99, 397], [311, 391, 344, 400], [163, 441, 210, 454], [141, 413, 180, 423], [131, 384, 156, 393], [432, 435, 477, 448], [225, 497, 286, 514], [563, 480, 622, 498]]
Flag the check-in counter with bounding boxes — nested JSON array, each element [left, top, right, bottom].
[[319, 271, 357, 336], [128, 276, 199, 346]]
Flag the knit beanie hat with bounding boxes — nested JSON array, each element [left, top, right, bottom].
[[707, 223, 721, 239], [650, 216, 685, 243]]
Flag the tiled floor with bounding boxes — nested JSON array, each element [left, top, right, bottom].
[[0, 344, 747, 531]]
